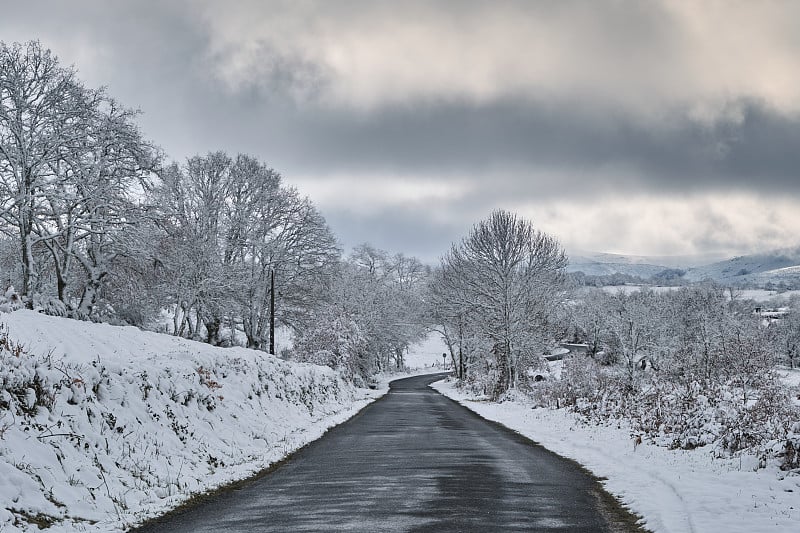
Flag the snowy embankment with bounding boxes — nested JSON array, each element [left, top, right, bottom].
[[432, 379, 800, 533], [0, 310, 385, 532]]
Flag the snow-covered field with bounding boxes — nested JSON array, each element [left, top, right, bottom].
[[780, 367, 800, 390], [599, 285, 800, 303], [0, 311, 385, 532], [738, 289, 800, 302], [599, 285, 680, 295], [432, 379, 800, 533]]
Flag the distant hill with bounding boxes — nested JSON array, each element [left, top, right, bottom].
[[567, 251, 726, 279], [568, 248, 800, 288], [567, 258, 668, 278], [684, 247, 800, 286]]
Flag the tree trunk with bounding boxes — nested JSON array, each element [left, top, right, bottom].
[[205, 316, 221, 345], [77, 270, 106, 316], [246, 334, 261, 350], [20, 223, 35, 309], [55, 267, 67, 303], [173, 303, 184, 336], [493, 342, 511, 399]]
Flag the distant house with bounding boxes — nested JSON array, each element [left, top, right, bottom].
[[753, 307, 789, 322]]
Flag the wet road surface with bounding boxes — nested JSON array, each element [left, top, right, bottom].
[[135, 373, 642, 532]]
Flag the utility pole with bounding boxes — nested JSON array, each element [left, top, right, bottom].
[[458, 313, 464, 380], [269, 268, 275, 355], [458, 314, 464, 380]]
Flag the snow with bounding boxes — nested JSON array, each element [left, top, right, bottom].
[[0, 310, 385, 532], [432, 379, 800, 533], [738, 289, 800, 302], [599, 285, 679, 295], [779, 367, 800, 390]]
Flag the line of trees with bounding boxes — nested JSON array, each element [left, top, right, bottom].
[[294, 244, 429, 383], [422, 211, 798, 461], [0, 41, 339, 347], [0, 40, 433, 372], [148, 153, 340, 347], [0, 40, 569, 388]]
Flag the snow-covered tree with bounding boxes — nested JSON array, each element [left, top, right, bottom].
[[0, 40, 158, 320], [772, 296, 800, 369], [435, 210, 568, 397], [601, 288, 666, 390], [240, 184, 339, 349], [0, 41, 96, 304], [325, 244, 428, 373], [42, 98, 156, 317], [294, 306, 369, 381], [567, 288, 613, 356], [151, 152, 339, 347], [426, 265, 491, 380]]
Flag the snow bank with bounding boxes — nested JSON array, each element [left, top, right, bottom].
[[432, 379, 800, 533], [0, 310, 383, 532]]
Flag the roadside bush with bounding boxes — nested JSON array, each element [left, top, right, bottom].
[[544, 284, 800, 466], [534, 353, 800, 463], [0, 285, 22, 313], [0, 326, 63, 416]]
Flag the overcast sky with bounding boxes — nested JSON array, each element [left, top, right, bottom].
[[3, 0, 800, 261]]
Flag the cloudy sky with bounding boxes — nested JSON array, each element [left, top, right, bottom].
[[3, 0, 800, 261]]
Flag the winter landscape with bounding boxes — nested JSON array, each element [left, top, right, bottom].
[[2, 2, 800, 532]]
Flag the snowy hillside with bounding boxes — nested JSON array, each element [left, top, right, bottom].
[[572, 251, 726, 268], [685, 246, 800, 284], [570, 248, 800, 287], [0, 311, 383, 532], [753, 265, 800, 286]]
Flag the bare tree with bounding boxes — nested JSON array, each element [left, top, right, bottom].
[[39, 98, 156, 316], [601, 289, 662, 391], [0, 41, 95, 303], [568, 287, 613, 356], [437, 210, 567, 396], [773, 296, 800, 369], [240, 184, 340, 349]]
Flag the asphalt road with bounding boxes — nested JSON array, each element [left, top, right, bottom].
[[135, 374, 642, 532]]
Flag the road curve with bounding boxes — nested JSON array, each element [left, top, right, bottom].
[[135, 373, 642, 532]]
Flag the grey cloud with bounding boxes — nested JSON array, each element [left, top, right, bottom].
[[322, 206, 472, 263], [2, 0, 800, 257], [4, 1, 800, 201], [244, 97, 800, 200], [0, 1, 214, 155]]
